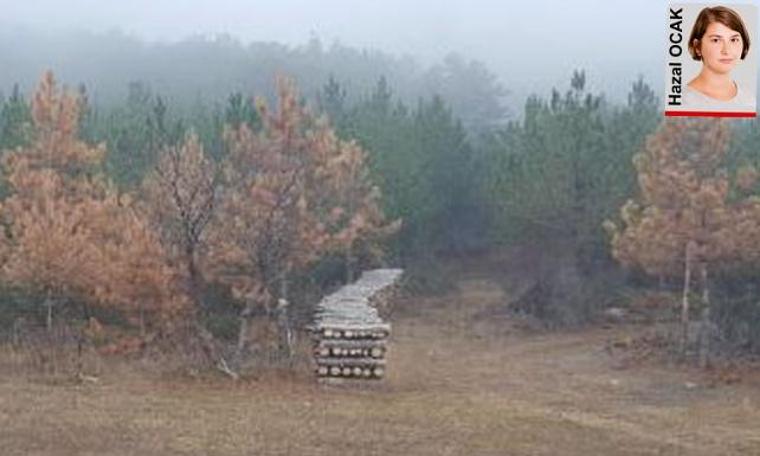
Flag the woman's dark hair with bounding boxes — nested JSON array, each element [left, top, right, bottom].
[[688, 6, 751, 60]]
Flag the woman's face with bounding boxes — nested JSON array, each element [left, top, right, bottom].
[[697, 21, 744, 75]]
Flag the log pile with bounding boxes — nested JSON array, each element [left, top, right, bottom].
[[311, 268, 402, 381]]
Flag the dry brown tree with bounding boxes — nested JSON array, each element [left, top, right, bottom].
[[207, 77, 397, 355], [308, 120, 401, 282], [0, 71, 185, 336], [606, 118, 760, 362], [138, 132, 237, 374], [141, 133, 217, 310], [91, 193, 187, 335]]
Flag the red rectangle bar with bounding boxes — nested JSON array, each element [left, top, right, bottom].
[[664, 111, 757, 118]]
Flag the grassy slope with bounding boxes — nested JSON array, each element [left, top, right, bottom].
[[1, 256, 759, 455]]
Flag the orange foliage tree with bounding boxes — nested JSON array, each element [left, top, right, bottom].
[[141, 133, 217, 311], [605, 119, 760, 356], [0, 71, 184, 333], [207, 78, 397, 353], [90, 194, 187, 334], [308, 120, 401, 282]]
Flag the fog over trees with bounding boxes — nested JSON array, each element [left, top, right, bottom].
[[2, 3, 760, 454], [1, 7, 760, 347], [0, 0, 667, 105], [0, 28, 509, 128]]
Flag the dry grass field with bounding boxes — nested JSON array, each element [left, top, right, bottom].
[[1, 256, 760, 455]]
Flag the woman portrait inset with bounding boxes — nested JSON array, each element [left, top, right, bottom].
[[684, 5, 755, 108]]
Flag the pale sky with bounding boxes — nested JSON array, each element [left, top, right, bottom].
[[1, 0, 740, 97], [1, 1, 661, 63], [1, 1, 661, 55]]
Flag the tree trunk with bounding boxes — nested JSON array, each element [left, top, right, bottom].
[[237, 303, 251, 355], [77, 301, 91, 378], [186, 253, 205, 313], [237, 299, 254, 355], [192, 319, 238, 380], [680, 241, 695, 356], [275, 299, 292, 358], [76, 331, 84, 378], [699, 263, 711, 368], [236, 317, 248, 355], [45, 292, 54, 332], [139, 303, 146, 338], [345, 247, 354, 284], [279, 274, 289, 303], [276, 274, 292, 358], [81, 301, 91, 321]]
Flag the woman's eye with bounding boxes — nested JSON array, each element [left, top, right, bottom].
[[711, 38, 720, 43]]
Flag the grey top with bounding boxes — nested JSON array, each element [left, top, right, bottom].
[[682, 82, 756, 111]]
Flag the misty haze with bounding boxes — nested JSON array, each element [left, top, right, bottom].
[[0, 1, 759, 455]]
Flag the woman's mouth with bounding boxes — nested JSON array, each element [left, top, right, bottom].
[[719, 58, 734, 64]]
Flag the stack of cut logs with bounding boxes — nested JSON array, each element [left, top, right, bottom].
[[312, 268, 402, 381]]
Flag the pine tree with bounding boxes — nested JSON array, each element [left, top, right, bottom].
[[606, 118, 760, 359], [0, 84, 34, 150], [224, 92, 260, 131], [208, 77, 396, 354], [1, 71, 184, 333], [142, 132, 217, 311], [317, 75, 347, 128]]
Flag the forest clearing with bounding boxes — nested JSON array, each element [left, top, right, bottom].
[[4, 6, 760, 453], [2, 250, 759, 456]]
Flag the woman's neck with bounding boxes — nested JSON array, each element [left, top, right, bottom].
[[689, 69, 737, 101]]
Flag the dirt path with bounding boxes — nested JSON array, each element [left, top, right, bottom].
[[390, 274, 760, 455], [1, 267, 759, 455]]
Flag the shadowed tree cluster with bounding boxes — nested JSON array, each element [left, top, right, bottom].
[[0, 72, 398, 371], [607, 119, 760, 361]]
